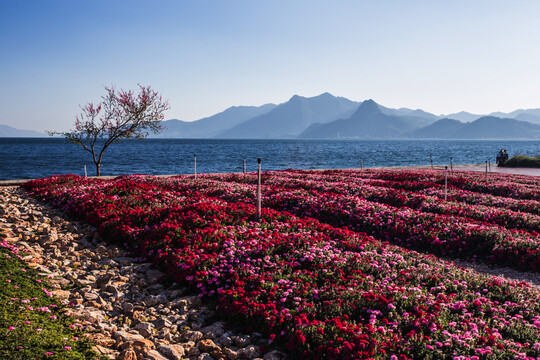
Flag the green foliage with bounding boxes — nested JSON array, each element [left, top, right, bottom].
[[0, 240, 107, 360], [501, 154, 540, 168]]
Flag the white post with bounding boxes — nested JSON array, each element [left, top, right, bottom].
[[84, 164, 87, 178], [257, 158, 261, 219], [243, 157, 246, 174], [485, 160, 488, 181], [430, 155, 433, 170], [194, 154, 197, 180], [444, 166, 448, 201], [361, 158, 363, 170]]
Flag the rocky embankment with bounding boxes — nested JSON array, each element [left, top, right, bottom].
[[0, 186, 287, 360]]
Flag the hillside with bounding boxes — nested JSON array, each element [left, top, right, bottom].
[[217, 93, 360, 138], [410, 116, 540, 139], [0, 124, 45, 137], [155, 104, 276, 138], [299, 99, 420, 139]]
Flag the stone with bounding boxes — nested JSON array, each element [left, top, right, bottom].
[[197, 353, 214, 360], [85, 300, 102, 309], [118, 348, 138, 360], [123, 302, 134, 314], [188, 345, 201, 357], [223, 347, 238, 360], [68, 307, 105, 324], [198, 339, 221, 353], [181, 341, 196, 351], [238, 345, 260, 359], [153, 318, 172, 330], [157, 327, 171, 339], [263, 350, 287, 360], [96, 272, 114, 287], [135, 322, 155, 337], [132, 310, 146, 322], [234, 335, 251, 348], [131, 338, 156, 352], [171, 299, 189, 314], [217, 333, 233, 347], [99, 322, 118, 333], [104, 284, 120, 295], [86, 333, 116, 347], [185, 330, 203, 343], [146, 294, 167, 307], [145, 349, 170, 360], [114, 330, 145, 344], [92, 344, 118, 356], [51, 289, 71, 299], [120, 339, 156, 360], [146, 269, 166, 284], [157, 344, 185, 360], [48, 229, 59, 242], [202, 323, 225, 339]]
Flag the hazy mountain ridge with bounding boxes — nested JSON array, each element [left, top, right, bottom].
[[4, 93, 540, 139], [217, 93, 360, 138], [0, 125, 45, 137], [410, 116, 540, 139], [155, 103, 276, 138], [299, 100, 540, 139], [299, 99, 420, 139]]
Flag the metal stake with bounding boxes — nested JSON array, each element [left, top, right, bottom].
[[194, 154, 197, 180], [444, 166, 448, 201], [257, 158, 261, 219]]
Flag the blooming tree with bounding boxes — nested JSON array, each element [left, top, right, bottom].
[[49, 85, 170, 176]]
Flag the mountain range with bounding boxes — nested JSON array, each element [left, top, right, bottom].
[[0, 125, 46, 137], [3, 93, 540, 139]]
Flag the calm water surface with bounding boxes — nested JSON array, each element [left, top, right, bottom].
[[1, 138, 539, 180]]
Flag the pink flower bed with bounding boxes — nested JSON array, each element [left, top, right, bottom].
[[21, 170, 540, 359], [143, 170, 540, 271]]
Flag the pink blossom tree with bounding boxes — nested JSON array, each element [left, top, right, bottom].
[[49, 85, 170, 176]]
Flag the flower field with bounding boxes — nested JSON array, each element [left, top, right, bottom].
[[21, 169, 540, 359]]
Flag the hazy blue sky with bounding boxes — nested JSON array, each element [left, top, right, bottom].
[[1, 1, 540, 131]]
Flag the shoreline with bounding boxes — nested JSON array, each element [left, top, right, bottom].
[[2, 164, 540, 186]]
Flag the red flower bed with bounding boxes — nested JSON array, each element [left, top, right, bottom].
[[22, 171, 540, 359], [143, 170, 540, 272]]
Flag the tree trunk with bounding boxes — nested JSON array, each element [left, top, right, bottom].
[[95, 162, 101, 177]]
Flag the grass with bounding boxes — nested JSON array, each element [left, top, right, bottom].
[[500, 154, 540, 168], [0, 228, 106, 360]]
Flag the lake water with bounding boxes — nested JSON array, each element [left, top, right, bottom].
[[1, 138, 539, 180]]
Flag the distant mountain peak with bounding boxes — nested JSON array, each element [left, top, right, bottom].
[[355, 99, 380, 114], [315, 92, 333, 98], [289, 94, 304, 102]]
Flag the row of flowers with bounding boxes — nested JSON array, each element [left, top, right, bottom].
[[141, 172, 540, 272], [21, 173, 540, 359], [343, 169, 540, 202], [249, 171, 540, 234]]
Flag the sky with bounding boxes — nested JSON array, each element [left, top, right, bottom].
[[1, 0, 540, 132]]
